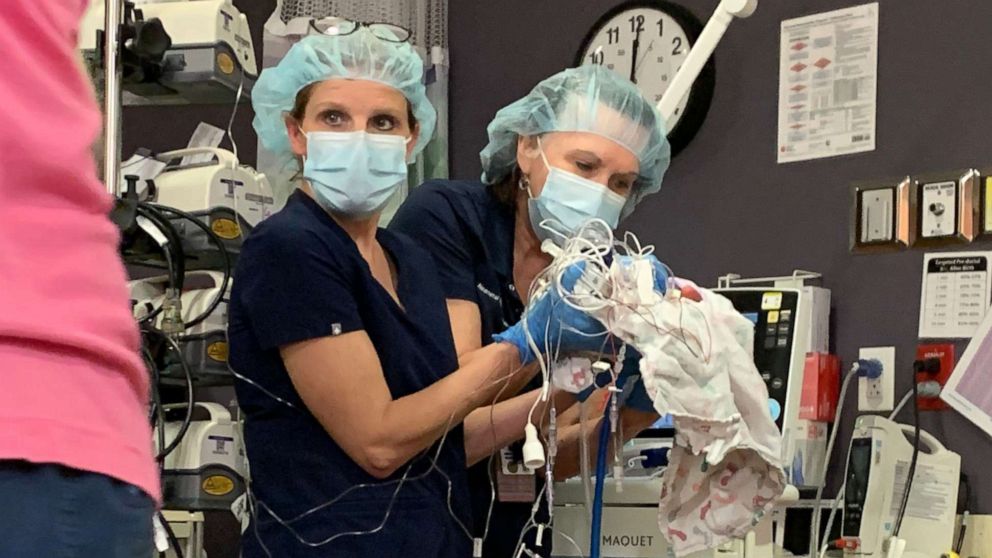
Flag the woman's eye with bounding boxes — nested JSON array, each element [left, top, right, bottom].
[[372, 115, 397, 131], [575, 161, 595, 173], [321, 111, 346, 126]]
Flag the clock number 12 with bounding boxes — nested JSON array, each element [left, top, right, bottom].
[[628, 14, 645, 34]]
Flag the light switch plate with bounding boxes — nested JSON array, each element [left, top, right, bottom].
[[858, 346, 895, 412], [851, 177, 913, 253], [920, 180, 958, 238], [860, 188, 894, 243]]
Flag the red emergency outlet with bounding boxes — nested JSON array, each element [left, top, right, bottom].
[[916, 343, 955, 410]]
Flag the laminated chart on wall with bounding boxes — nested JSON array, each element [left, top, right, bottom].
[[918, 252, 992, 339], [777, 3, 878, 163], [942, 305, 992, 439]]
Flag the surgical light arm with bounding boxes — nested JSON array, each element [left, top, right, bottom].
[[655, 0, 758, 123]]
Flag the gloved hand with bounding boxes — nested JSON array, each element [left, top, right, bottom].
[[616, 348, 656, 413], [495, 261, 612, 364], [574, 347, 654, 411], [614, 254, 669, 295]]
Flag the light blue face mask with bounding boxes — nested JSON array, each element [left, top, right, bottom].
[[302, 130, 410, 218], [526, 138, 628, 244]]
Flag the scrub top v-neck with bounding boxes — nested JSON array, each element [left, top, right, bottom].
[[229, 190, 472, 558], [390, 179, 550, 557]]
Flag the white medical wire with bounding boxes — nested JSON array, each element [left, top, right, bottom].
[[235, 355, 528, 554], [238, 222, 704, 556], [810, 364, 859, 558], [518, 222, 714, 556], [230, 369, 297, 409], [226, 67, 244, 163], [225, 45, 246, 232], [579, 399, 594, 526], [511, 483, 549, 557]]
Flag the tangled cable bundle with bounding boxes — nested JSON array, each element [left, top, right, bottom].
[[530, 219, 787, 557]]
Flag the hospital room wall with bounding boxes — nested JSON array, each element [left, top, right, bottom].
[[450, 0, 992, 511]]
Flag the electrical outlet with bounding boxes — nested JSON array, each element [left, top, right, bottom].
[[916, 343, 955, 410], [858, 347, 895, 411]]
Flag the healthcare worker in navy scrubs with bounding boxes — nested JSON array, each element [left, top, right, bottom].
[[228, 26, 612, 558], [390, 65, 673, 558]]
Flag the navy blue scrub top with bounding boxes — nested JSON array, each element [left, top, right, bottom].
[[389, 180, 551, 557], [228, 190, 472, 558]]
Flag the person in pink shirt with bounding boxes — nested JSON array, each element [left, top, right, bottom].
[[0, 1, 158, 555]]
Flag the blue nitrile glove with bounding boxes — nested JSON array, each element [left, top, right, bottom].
[[495, 261, 611, 364], [614, 254, 669, 295]]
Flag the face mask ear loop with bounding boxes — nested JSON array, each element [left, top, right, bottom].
[[536, 135, 552, 173], [298, 123, 309, 165], [529, 135, 554, 201], [404, 135, 414, 164]]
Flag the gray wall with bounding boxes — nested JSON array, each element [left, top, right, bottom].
[[450, 0, 992, 511]]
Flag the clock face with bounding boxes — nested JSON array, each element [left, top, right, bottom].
[[576, 1, 714, 157]]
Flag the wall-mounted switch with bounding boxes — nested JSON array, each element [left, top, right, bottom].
[[860, 188, 894, 243], [851, 177, 913, 253], [912, 169, 978, 247], [920, 181, 957, 239]]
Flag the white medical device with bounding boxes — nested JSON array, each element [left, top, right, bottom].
[[131, 271, 228, 332], [79, 0, 258, 105], [655, 0, 758, 122], [153, 147, 274, 229], [157, 402, 248, 511], [130, 271, 232, 384], [840, 416, 960, 558], [553, 476, 678, 558], [715, 273, 831, 489]]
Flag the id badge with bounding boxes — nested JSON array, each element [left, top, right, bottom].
[[495, 446, 536, 503]]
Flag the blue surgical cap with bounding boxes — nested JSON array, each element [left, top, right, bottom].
[[252, 30, 436, 159], [480, 65, 671, 217]]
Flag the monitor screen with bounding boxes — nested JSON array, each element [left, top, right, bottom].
[[742, 312, 759, 324]]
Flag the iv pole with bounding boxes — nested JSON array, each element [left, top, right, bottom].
[[103, 0, 124, 197]]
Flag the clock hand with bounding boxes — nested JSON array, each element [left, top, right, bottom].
[[630, 33, 640, 83], [634, 39, 655, 76]]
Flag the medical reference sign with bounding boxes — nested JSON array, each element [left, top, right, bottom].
[[777, 3, 879, 163], [918, 252, 992, 339]]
